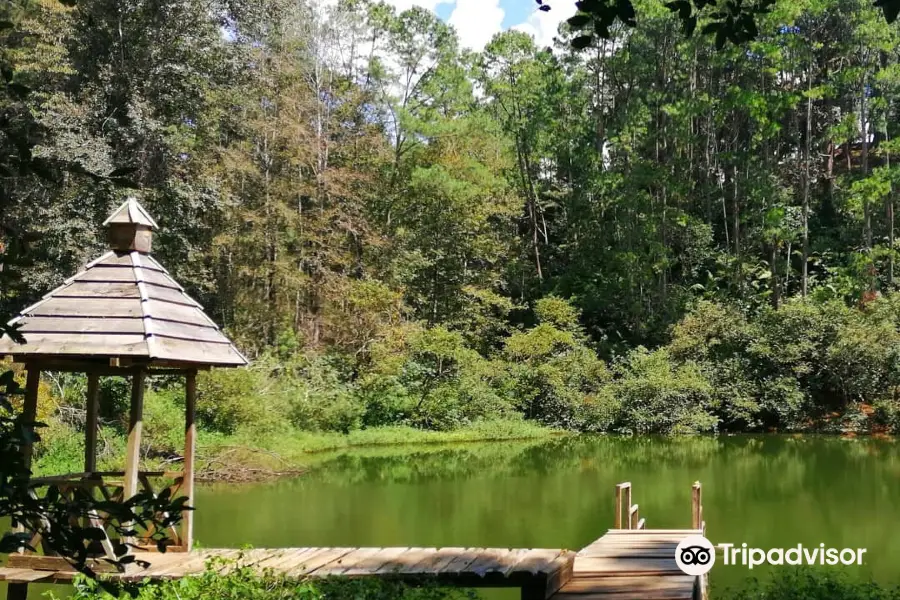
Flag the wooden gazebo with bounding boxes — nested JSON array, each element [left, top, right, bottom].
[[0, 197, 247, 562]]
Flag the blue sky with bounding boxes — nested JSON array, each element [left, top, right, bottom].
[[387, 0, 574, 51], [434, 0, 534, 29]]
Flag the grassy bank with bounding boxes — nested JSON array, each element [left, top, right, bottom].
[[18, 294, 900, 483], [31, 417, 557, 482]]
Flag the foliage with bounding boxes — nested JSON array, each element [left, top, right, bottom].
[[727, 569, 900, 600], [604, 347, 719, 434], [58, 558, 480, 600], [6, 0, 900, 478]]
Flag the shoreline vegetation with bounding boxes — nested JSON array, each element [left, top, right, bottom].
[[17, 293, 900, 484]]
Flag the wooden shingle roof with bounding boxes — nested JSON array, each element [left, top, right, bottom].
[[0, 202, 247, 368]]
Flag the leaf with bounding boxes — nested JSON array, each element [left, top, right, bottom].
[[82, 527, 107, 541], [879, 0, 900, 22], [715, 28, 727, 49], [616, 0, 637, 25], [684, 15, 698, 35], [7, 83, 30, 99], [571, 35, 594, 49], [567, 13, 593, 27], [539, 4, 551, 10]]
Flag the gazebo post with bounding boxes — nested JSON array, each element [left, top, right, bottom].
[[84, 373, 100, 473], [124, 369, 146, 500], [182, 370, 197, 551], [8, 367, 42, 600], [21, 366, 41, 471]]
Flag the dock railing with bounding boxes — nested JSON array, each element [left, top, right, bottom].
[[614, 482, 646, 530], [691, 480, 705, 534]]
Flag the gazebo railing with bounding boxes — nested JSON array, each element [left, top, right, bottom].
[[18, 470, 189, 561]]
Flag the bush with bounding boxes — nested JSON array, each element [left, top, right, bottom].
[[287, 356, 364, 433], [872, 398, 900, 432], [142, 387, 185, 456], [359, 325, 515, 431], [727, 569, 900, 600], [606, 347, 718, 434], [665, 297, 900, 430], [825, 304, 900, 404], [502, 318, 609, 430], [60, 558, 480, 600], [196, 359, 288, 436]]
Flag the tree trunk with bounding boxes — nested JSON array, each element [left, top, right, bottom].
[[802, 64, 812, 297]]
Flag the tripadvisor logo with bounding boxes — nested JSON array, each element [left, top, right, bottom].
[[720, 543, 867, 569], [675, 535, 716, 576], [674, 536, 868, 575]]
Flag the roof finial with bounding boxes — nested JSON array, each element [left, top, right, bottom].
[[104, 197, 157, 253]]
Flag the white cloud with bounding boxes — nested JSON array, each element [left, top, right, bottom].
[[384, 0, 451, 12], [512, 1, 576, 50], [448, 0, 505, 51]]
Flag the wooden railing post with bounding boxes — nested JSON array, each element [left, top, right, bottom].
[[182, 370, 197, 551], [84, 373, 100, 473], [691, 481, 703, 531], [21, 366, 41, 472], [615, 482, 632, 529]]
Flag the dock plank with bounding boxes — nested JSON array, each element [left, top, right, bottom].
[[374, 547, 424, 574], [298, 547, 357, 575], [398, 548, 439, 574], [343, 547, 410, 576], [318, 548, 384, 576], [407, 547, 464, 573], [440, 547, 485, 575]]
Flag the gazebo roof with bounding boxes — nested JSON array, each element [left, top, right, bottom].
[[0, 200, 247, 369], [103, 197, 159, 229]]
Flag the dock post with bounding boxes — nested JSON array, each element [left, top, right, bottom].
[[8, 583, 28, 600]]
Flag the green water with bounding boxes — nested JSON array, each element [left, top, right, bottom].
[[193, 434, 900, 595], [5, 434, 900, 598]]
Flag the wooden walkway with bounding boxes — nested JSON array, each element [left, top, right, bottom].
[[1, 547, 575, 599], [0, 481, 707, 600], [0, 534, 702, 600]]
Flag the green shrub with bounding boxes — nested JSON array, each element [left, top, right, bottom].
[[534, 296, 582, 331], [60, 558, 480, 600], [286, 355, 364, 433], [608, 347, 718, 434], [727, 569, 900, 600], [502, 319, 609, 430], [32, 420, 85, 476], [825, 307, 900, 404], [142, 387, 185, 456], [196, 360, 287, 436], [665, 298, 899, 430], [872, 398, 900, 431]]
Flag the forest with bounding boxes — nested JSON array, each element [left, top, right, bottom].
[[5, 0, 900, 474]]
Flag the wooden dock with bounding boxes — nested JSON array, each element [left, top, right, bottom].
[[0, 482, 707, 600], [551, 529, 703, 600]]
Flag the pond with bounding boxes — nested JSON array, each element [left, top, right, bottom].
[[193, 434, 900, 596]]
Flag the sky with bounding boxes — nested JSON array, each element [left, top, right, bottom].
[[384, 0, 576, 51]]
